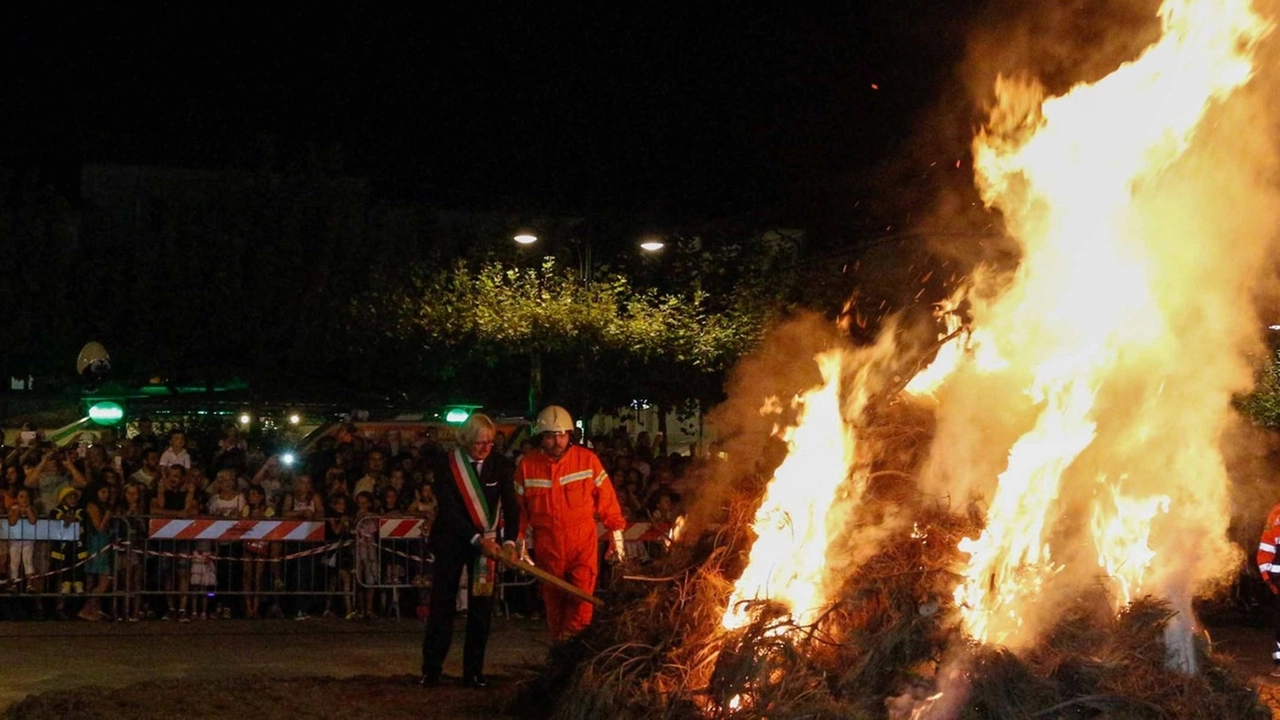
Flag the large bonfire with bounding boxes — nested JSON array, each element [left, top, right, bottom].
[[521, 0, 1280, 718]]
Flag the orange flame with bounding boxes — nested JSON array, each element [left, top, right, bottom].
[[1091, 480, 1171, 607], [723, 350, 851, 631], [945, 0, 1269, 650], [721, 0, 1272, 678]]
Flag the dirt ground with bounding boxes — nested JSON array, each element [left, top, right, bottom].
[[4, 674, 530, 720], [5, 618, 1280, 719], [0, 615, 548, 720]]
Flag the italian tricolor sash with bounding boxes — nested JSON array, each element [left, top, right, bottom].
[[449, 449, 497, 534]]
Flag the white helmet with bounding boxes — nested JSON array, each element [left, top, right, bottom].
[[534, 405, 574, 435]]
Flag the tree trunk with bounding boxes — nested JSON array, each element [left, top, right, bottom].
[[528, 352, 542, 417], [578, 351, 589, 438], [657, 403, 669, 457]]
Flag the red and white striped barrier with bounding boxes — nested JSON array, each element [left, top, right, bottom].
[[377, 518, 427, 539], [148, 519, 325, 542]]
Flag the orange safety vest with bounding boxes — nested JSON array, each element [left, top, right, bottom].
[[514, 445, 625, 542]]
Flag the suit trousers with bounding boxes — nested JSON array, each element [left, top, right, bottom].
[[421, 539, 495, 678]]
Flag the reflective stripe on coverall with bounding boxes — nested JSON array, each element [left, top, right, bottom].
[[515, 444, 625, 640]]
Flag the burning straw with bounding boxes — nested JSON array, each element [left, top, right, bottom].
[[513, 404, 1266, 719]]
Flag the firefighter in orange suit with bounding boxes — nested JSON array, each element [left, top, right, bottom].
[[1258, 499, 1280, 677], [514, 405, 627, 641]]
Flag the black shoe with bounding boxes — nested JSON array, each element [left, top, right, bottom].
[[463, 674, 488, 689], [420, 673, 441, 687]]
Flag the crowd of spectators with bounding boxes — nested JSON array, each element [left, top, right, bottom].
[[0, 416, 692, 622], [586, 428, 688, 525]]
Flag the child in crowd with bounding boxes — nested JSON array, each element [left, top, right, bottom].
[[207, 469, 245, 618], [80, 484, 115, 621], [649, 490, 682, 525], [379, 486, 406, 586], [241, 484, 274, 619], [0, 464, 18, 585], [119, 482, 148, 621], [50, 487, 84, 592], [250, 455, 287, 508], [50, 487, 86, 618], [283, 473, 323, 620], [7, 488, 37, 592], [97, 467, 124, 511], [410, 482, 436, 524], [353, 491, 378, 618], [386, 469, 410, 510], [324, 494, 356, 619], [408, 483, 437, 588], [1, 465, 20, 509], [323, 466, 349, 498], [190, 543, 216, 620]]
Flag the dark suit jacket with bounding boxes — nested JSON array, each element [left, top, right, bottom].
[[427, 451, 519, 551]]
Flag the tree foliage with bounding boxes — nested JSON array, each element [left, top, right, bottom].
[[1238, 348, 1280, 428], [362, 257, 779, 413], [414, 259, 760, 366]]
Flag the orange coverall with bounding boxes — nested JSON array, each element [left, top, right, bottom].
[[1258, 500, 1280, 663], [514, 444, 626, 640]]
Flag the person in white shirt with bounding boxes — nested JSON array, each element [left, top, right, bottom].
[[129, 449, 162, 491], [159, 430, 192, 470]]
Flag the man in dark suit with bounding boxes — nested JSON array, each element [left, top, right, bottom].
[[421, 413, 519, 689]]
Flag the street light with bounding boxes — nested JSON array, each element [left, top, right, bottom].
[[639, 237, 666, 252], [514, 233, 538, 245]]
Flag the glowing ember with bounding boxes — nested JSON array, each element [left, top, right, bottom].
[[722, 350, 851, 631]]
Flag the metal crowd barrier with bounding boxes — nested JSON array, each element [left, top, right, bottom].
[[0, 513, 559, 622], [0, 518, 125, 616], [0, 515, 356, 620], [353, 516, 433, 620], [349, 516, 542, 621], [144, 515, 351, 620]]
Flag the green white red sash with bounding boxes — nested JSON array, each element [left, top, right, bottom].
[[448, 449, 497, 534]]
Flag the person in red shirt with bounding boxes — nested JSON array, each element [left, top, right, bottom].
[[514, 405, 626, 641]]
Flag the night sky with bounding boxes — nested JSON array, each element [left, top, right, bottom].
[[2, 4, 984, 223]]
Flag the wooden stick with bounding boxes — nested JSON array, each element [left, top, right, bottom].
[[482, 547, 604, 607]]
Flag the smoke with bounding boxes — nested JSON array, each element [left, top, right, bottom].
[[687, 312, 838, 535], [1118, 53, 1280, 612], [824, 315, 935, 583]]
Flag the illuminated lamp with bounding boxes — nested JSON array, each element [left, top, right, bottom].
[[445, 408, 471, 424], [88, 401, 125, 425]]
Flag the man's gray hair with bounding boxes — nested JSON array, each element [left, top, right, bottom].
[[458, 413, 497, 445]]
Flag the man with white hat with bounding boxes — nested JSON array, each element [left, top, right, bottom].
[[513, 405, 626, 641]]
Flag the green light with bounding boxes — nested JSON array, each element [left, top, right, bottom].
[[445, 408, 470, 424], [88, 401, 125, 425]]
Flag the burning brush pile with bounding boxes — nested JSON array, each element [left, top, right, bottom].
[[520, 0, 1280, 717]]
